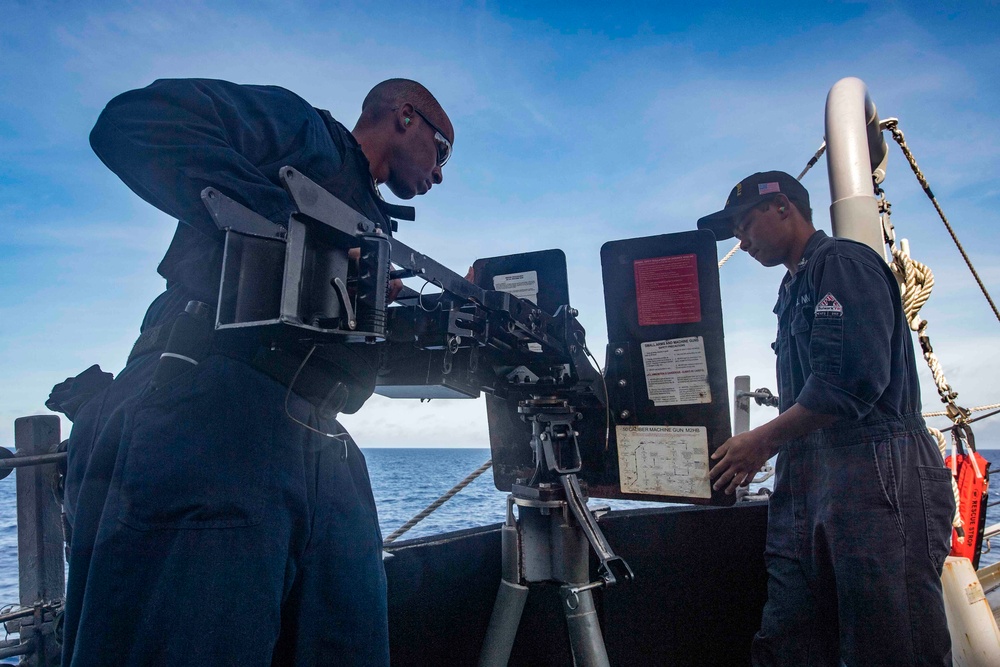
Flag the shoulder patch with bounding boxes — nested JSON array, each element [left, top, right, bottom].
[[815, 293, 843, 316]]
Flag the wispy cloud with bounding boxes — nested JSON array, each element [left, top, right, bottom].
[[2, 1, 999, 449]]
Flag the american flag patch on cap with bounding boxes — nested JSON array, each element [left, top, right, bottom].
[[758, 182, 781, 195]]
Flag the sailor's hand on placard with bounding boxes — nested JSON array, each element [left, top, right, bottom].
[[710, 430, 777, 495]]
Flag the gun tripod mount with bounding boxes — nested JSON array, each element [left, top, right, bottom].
[[479, 398, 633, 667]]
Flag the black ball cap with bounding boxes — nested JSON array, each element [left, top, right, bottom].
[[697, 171, 810, 241]]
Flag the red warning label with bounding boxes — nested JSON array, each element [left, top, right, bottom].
[[633, 254, 701, 326]]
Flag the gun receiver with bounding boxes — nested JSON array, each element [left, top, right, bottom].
[[201, 167, 602, 403]]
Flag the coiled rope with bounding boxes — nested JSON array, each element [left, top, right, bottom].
[[888, 236, 966, 419], [882, 119, 1000, 325], [880, 121, 1000, 540], [874, 136, 974, 533]]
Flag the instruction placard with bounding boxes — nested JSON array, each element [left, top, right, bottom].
[[493, 270, 538, 305], [640, 336, 712, 406], [633, 254, 701, 326], [616, 425, 711, 498]]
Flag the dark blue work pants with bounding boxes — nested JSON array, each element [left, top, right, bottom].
[[751, 416, 954, 666], [62, 353, 388, 666]]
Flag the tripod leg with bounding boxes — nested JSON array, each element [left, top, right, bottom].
[[479, 578, 529, 667], [561, 585, 610, 667], [480, 502, 530, 667]]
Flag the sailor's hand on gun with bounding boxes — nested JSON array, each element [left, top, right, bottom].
[[348, 247, 404, 303], [710, 430, 778, 495], [386, 273, 404, 302]]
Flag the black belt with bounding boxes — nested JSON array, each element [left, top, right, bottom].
[[128, 325, 371, 418], [246, 345, 352, 418]]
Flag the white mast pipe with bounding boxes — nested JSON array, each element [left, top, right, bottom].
[[824, 77, 888, 258]]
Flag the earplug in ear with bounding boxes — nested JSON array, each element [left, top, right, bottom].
[[404, 117, 411, 125], [778, 206, 786, 213]]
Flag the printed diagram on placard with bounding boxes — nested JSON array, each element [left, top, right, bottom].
[[616, 425, 711, 498]]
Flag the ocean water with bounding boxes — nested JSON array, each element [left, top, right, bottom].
[[368, 448, 1000, 567], [1, 447, 999, 615]]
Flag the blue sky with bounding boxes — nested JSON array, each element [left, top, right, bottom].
[[2, 1, 999, 449]]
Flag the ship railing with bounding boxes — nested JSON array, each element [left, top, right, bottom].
[[1, 415, 65, 667]]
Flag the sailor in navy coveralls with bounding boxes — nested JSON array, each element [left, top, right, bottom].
[[698, 172, 953, 666], [52, 78, 454, 666]]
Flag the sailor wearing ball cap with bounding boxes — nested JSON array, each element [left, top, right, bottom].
[[699, 170, 953, 666]]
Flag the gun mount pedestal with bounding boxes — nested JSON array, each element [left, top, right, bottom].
[[479, 399, 632, 667]]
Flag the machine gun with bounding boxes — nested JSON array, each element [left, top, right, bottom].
[[201, 166, 600, 405], [202, 168, 735, 665]]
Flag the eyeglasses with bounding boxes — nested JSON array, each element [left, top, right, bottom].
[[412, 108, 452, 167]]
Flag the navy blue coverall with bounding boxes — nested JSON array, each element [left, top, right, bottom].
[[62, 79, 389, 666], [751, 231, 955, 666]]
